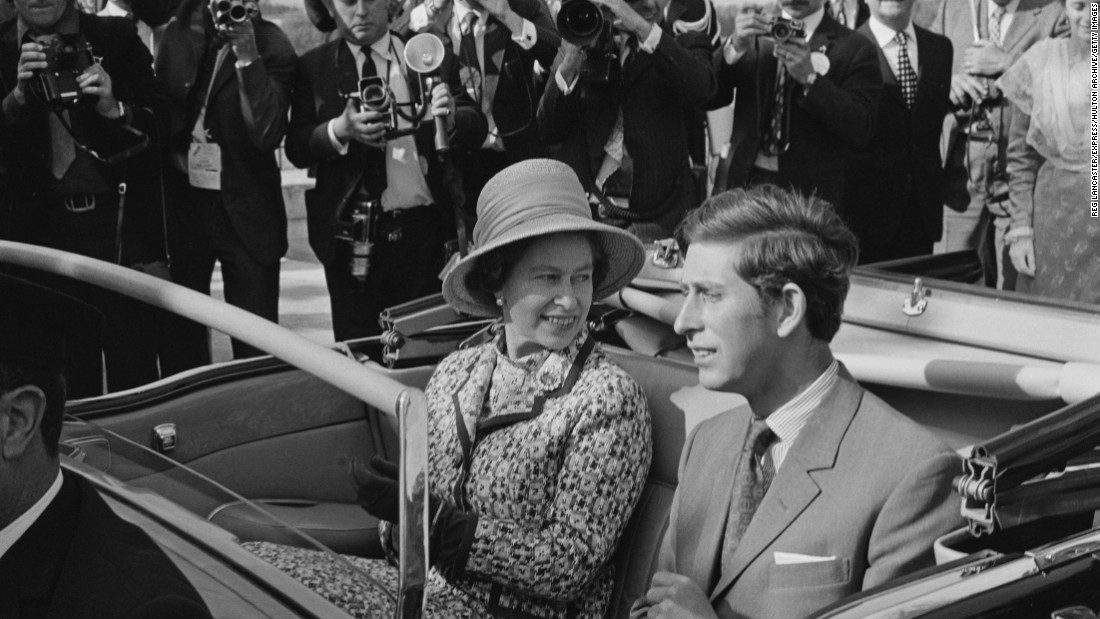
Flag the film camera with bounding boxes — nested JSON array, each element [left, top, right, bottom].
[[209, 0, 259, 30], [766, 16, 806, 43], [32, 37, 95, 111], [348, 76, 399, 133]]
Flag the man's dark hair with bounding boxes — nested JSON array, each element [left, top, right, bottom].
[[676, 185, 859, 342], [0, 362, 67, 458], [465, 232, 610, 314]]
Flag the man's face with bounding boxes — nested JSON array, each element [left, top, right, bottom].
[[326, 0, 389, 46], [780, 0, 825, 20], [625, 0, 664, 25], [866, 0, 916, 25], [13, 0, 69, 32], [674, 241, 782, 396]]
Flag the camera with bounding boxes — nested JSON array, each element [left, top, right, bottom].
[[209, 0, 258, 29], [335, 198, 381, 282], [350, 76, 398, 132], [767, 17, 806, 43], [556, 0, 618, 84], [33, 37, 95, 110]]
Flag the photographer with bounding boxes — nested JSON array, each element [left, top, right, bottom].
[[537, 0, 718, 241], [710, 0, 881, 214], [927, 0, 1066, 289], [0, 0, 167, 396], [403, 0, 560, 231], [290, 0, 486, 342], [154, 0, 296, 368]]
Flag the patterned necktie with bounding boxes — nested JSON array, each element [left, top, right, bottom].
[[989, 5, 1005, 47], [459, 12, 482, 104], [761, 61, 789, 156], [895, 31, 917, 109], [721, 417, 777, 566]]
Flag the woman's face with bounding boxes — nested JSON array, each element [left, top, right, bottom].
[[499, 234, 595, 358], [1065, 0, 1091, 42]]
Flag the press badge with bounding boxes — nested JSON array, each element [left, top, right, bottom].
[[188, 142, 222, 190]]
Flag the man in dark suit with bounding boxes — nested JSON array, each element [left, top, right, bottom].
[[404, 0, 559, 230], [824, 0, 870, 28], [0, 0, 166, 395], [0, 274, 212, 619], [927, 0, 1065, 289], [154, 0, 297, 366], [845, 0, 952, 263], [538, 0, 717, 241], [710, 0, 882, 214], [289, 0, 486, 341], [634, 187, 962, 619]]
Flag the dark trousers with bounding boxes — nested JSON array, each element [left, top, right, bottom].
[[324, 205, 445, 342], [13, 192, 160, 396], [858, 195, 935, 265], [163, 187, 280, 370]]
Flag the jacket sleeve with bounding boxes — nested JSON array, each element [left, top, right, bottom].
[[518, 0, 562, 70], [535, 48, 581, 146], [798, 34, 882, 150], [648, 25, 717, 110], [709, 41, 760, 110], [284, 52, 342, 168], [236, 21, 297, 152], [863, 451, 965, 589], [442, 47, 489, 151], [461, 372, 653, 600], [1004, 102, 1040, 233]]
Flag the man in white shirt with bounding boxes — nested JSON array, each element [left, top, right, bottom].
[[634, 186, 962, 618], [0, 273, 211, 618], [289, 0, 487, 341], [709, 0, 881, 216], [404, 0, 560, 230], [844, 0, 953, 263]]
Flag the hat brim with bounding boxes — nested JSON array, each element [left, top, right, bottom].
[[442, 214, 647, 317]]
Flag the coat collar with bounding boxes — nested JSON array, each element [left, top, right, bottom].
[[708, 365, 865, 602]]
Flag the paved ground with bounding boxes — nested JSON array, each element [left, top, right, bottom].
[[209, 169, 336, 362]]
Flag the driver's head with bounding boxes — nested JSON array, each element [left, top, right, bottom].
[[0, 274, 101, 461]]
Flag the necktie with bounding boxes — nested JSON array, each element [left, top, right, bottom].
[[761, 60, 789, 156], [720, 417, 777, 566], [48, 110, 77, 180], [895, 31, 917, 109], [459, 12, 482, 104], [989, 5, 1005, 47]]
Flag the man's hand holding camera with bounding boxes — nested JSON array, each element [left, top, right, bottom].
[[728, 6, 813, 84], [13, 40, 121, 118], [962, 39, 1008, 78], [333, 96, 388, 149], [429, 80, 457, 136], [589, 0, 657, 41], [222, 18, 261, 66]]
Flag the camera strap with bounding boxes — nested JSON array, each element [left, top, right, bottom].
[[50, 107, 151, 166]]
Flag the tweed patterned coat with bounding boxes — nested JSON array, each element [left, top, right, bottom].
[[425, 327, 652, 618]]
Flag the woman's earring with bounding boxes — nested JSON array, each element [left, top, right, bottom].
[[495, 297, 504, 307]]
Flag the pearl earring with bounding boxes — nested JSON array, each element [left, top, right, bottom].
[[495, 297, 504, 307]]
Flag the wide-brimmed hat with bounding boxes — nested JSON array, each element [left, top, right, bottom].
[[442, 159, 646, 317]]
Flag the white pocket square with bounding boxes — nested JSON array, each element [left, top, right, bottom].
[[774, 551, 837, 565]]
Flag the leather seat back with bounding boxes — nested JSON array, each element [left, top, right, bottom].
[[603, 347, 743, 618]]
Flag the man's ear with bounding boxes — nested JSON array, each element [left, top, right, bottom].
[[774, 282, 807, 339], [0, 386, 48, 461]]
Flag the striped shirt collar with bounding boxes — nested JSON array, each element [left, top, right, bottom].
[[766, 359, 840, 468]]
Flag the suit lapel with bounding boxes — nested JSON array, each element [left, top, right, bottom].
[[858, 23, 903, 107], [708, 369, 865, 603], [1001, 0, 1041, 55], [692, 413, 749, 591]]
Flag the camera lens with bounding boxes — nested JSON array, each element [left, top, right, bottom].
[[361, 84, 389, 110], [561, 1, 602, 40], [772, 23, 790, 40]]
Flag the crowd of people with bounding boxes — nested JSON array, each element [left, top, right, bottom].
[[0, 0, 1091, 394], [0, 0, 1093, 615]]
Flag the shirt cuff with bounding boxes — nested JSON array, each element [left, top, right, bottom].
[[409, 3, 431, 31], [235, 58, 254, 70], [327, 119, 350, 155], [512, 18, 537, 49], [555, 69, 580, 95], [639, 23, 661, 53], [723, 35, 745, 65]]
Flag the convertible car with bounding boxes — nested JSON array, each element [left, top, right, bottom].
[[3, 240, 1099, 619]]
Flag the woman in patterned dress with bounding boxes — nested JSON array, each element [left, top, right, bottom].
[[249, 159, 652, 618], [999, 0, 1098, 304]]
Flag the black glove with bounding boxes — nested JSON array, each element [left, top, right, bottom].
[[351, 455, 479, 577], [351, 455, 401, 523]]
